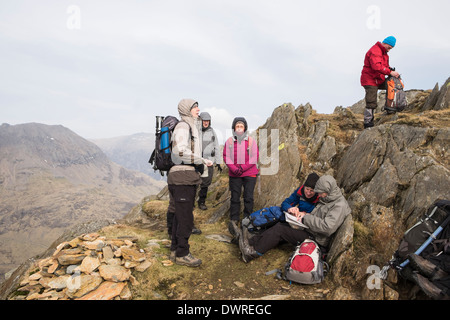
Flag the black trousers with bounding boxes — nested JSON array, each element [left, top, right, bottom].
[[168, 184, 196, 257], [249, 222, 312, 254], [229, 176, 257, 221], [198, 165, 214, 204]]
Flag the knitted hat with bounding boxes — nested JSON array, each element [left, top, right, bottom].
[[382, 36, 396, 48], [199, 112, 211, 121], [304, 172, 320, 189]]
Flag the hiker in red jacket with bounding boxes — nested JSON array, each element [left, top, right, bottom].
[[360, 36, 400, 129]]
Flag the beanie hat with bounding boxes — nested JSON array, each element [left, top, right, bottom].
[[304, 172, 320, 189], [382, 36, 396, 47], [199, 112, 211, 121]]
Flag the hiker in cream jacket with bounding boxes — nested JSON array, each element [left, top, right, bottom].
[[301, 175, 351, 248], [168, 98, 212, 267], [169, 99, 210, 185]]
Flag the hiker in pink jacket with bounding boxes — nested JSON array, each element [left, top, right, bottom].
[[223, 117, 259, 241]]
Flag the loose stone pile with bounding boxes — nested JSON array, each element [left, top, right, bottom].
[[13, 233, 153, 300]]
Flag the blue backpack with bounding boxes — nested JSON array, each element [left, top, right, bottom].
[[148, 116, 192, 176], [242, 206, 285, 233]]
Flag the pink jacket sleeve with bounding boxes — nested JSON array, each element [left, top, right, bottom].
[[223, 138, 240, 174], [240, 137, 259, 173]]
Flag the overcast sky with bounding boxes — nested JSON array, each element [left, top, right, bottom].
[[1, 0, 449, 140]]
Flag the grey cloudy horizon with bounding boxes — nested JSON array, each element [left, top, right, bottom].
[[0, 0, 449, 140]]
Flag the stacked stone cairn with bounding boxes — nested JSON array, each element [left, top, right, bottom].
[[13, 233, 153, 300]]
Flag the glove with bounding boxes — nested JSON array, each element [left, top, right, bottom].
[[233, 165, 243, 176]]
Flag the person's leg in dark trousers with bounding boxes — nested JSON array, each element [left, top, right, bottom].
[[363, 85, 378, 128], [249, 222, 311, 254], [363, 82, 387, 128], [242, 176, 257, 219], [169, 184, 196, 258], [198, 166, 214, 208], [166, 192, 175, 236], [229, 176, 243, 222]]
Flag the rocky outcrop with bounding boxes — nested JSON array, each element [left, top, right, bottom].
[[254, 103, 302, 209], [421, 78, 450, 111], [251, 77, 449, 297], [338, 124, 449, 223]]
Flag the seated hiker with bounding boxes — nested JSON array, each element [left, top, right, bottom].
[[281, 172, 320, 218], [239, 174, 351, 263], [237, 173, 319, 262]]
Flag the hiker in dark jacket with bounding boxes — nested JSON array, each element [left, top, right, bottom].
[[238, 173, 320, 263], [281, 173, 320, 215], [168, 98, 213, 267], [197, 112, 221, 210], [360, 36, 401, 129]]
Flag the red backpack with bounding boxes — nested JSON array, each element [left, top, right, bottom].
[[282, 239, 328, 284]]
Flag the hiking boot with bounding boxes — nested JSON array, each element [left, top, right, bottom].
[[408, 254, 449, 280], [364, 122, 374, 129], [239, 227, 260, 263], [192, 226, 202, 235], [198, 203, 208, 210], [412, 273, 448, 300], [228, 220, 241, 239], [384, 106, 397, 114], [175, 253, 202, 267]]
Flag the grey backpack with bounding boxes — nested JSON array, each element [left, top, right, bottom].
[[384, 76, 408, 113]]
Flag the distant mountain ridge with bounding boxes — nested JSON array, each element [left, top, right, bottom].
[[0, 123, 165, 282], [91, 132, 164, 181]]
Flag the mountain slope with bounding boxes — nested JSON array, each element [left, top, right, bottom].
[[91, 132, 163, 181], [0, 123, 165, 281]]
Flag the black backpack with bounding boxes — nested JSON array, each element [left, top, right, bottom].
[[148, 116, 179, 176], [380, 200, 450, 278]]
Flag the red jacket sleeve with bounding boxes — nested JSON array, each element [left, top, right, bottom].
[[369, 47, 391, 76]]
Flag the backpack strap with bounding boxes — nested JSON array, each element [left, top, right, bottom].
[[173, 120, 195, 165]]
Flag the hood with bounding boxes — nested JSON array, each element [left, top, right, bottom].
[[200, 112, 211, 131], [177, 98, 201, 139], [232, 117, 248, 132], [314, 175, 342, 203], [178, 99, 198, 118], [376, 41, 388, 54], [231, 117, 248, 143]]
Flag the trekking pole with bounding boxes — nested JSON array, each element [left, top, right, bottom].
[[399, 213, 450, 269], [155, 116, 160, 133], [212, 196, 231, 208], [380, 206, 447, 280]]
